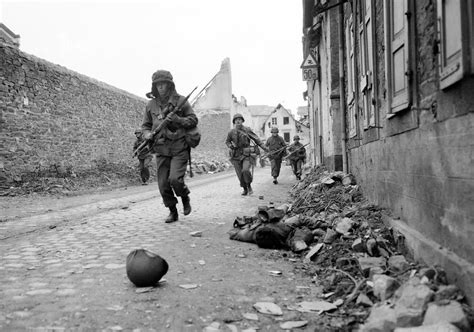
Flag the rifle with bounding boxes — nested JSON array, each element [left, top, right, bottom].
[[260, 145, 288, 160], [133, 86, 198, 158], [283, 143, 309, 161]]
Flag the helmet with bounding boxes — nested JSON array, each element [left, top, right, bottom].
[[152, 70, 174, 86], [134, 128, 142, 134], [271, 127, 279, 133], [293, 135, 300, 140], [232, 113, 245, 124], [126, 249, 169, 287]]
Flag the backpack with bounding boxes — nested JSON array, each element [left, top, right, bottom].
[[185, 126, 201, 148]]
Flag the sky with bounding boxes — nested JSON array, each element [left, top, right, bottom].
[[1, 0, 307, 114]]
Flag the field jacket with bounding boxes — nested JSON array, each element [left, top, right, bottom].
[[142, 93, 198, 157]]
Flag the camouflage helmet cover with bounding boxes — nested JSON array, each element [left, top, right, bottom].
[[152, 70, 174, 84]]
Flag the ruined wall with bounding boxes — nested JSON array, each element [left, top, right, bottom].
[[346, 1, 474, 300], [192, 112, 230, 163]]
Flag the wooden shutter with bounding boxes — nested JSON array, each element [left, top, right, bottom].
[[437, 0, 470, 89], [388, 0, 411, 113], [360, 0, 376, 128]]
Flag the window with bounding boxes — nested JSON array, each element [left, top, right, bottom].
[[283, 117, 289, 125], [271, 117, 277, 125], [384, 0, 412, 113], [359, 0, 376, 127], [284, 133, 290, 142], [437, 0, 473, 89]]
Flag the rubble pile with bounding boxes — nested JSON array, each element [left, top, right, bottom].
[[229, 166, 473, 331]]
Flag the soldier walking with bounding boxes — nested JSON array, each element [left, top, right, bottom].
[[133, 129, 153, 185], [287, 135, 306, 180], [141, 70, 198, 223], [265, 127, 287, 184], [226, 113, 268, 196]]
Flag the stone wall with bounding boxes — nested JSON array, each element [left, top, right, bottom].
[[0, 43, 230, 185]]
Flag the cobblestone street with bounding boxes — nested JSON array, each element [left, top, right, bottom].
[[0, 166, 324, 331]]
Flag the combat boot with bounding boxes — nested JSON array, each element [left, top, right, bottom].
[[247, 184, 253, 195], [241, 186, 248, 196], [182, 195, 192, 216], [165, 206, 178, 223]]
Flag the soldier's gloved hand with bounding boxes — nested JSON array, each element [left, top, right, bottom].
[[143, 132, 153, 140], [166, 112, 179, 123]]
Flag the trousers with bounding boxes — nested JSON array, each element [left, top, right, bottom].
[[290, 159, 304, 176], [156, 150, 190, 207], [138, 156, 152, 183], [231, 157, 254, 188], [270, 157, 283, 178]]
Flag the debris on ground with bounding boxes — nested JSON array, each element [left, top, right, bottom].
[[228, 165, 474, 331]]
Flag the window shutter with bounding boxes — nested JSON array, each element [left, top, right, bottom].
[[345, 18, 355, 104], [365, 0, 376, 127], [437, 0, 470, 89], [360, 0, 376, 129], [389, 0, 410, 113]]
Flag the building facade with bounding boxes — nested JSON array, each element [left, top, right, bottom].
[[302, 0, 474, 302]]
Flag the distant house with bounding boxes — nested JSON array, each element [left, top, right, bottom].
[[247, 105, 275, 138], [261, 104, 301, 143]]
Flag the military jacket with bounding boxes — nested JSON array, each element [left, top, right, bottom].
[[287, 142, 306, 161], [226, 126, 264, 161], [265, 135, 287, 160], [142, 92, 198, 157]]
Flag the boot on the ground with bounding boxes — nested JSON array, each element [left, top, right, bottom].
[[165, 206, 178, 223], [273, 177, 278, 184], [247, 184, 253, 195], [241, 186, 248, 196], [182, 195, 192, 216]]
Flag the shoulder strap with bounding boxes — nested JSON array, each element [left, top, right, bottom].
[[237, 127, 258, 146]]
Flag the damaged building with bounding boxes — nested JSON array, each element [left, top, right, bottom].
[[301, 0, 474, 303]]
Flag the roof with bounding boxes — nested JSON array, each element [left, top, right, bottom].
[[260, 104, 298, 130], [247, 105, 275, 116]]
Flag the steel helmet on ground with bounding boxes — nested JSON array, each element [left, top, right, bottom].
[[233, 113, 245, 124], [271, 127, 279, 133], [126, 249, 169, 287]]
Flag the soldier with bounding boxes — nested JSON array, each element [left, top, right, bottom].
[[133, 128, 153, 185], [287, 135, 306, 180], [142, 70, 198, 223], [226, 113, 268, 196], [265, 127, 287, 184]]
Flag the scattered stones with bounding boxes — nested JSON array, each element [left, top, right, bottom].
[[253, 302, 283, 316]]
